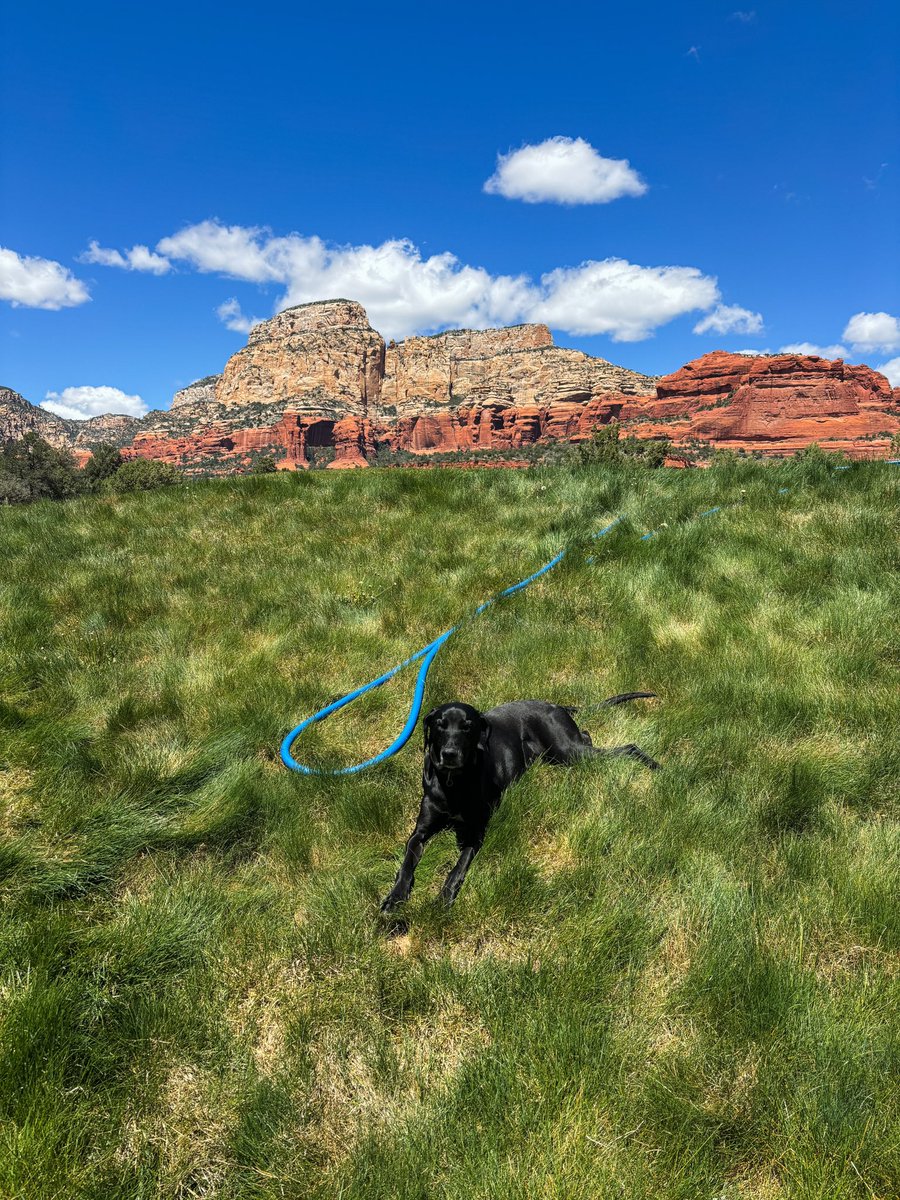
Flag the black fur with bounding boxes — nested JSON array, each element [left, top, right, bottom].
[[380, 694, 659, 911]]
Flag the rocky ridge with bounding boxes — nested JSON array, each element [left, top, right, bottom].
[[3, 302, 899, 470], [0, 386, 141, 453]]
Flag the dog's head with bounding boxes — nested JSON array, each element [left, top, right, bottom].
[[423, 702, 490, 774]]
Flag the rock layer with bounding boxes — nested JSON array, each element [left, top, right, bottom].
[[171, 375, 221, 411]]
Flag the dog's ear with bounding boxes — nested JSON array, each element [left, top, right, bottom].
[[477, 716, 491, 754], [422, 707, 438, 751]]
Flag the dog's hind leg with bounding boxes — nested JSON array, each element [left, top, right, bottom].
[[381, 816, 442, 912]]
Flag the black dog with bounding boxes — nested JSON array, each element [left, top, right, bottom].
[[380, 694, 659, 911]]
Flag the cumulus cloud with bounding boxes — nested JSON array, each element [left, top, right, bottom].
[[531, 259, 720, 341], [81, 240, 171, 275], [778, 341, 849, 359], [0, 246, 90, 309], [157, 221, 535, 339], [876, 356, 900, 386], [158, 221, 280, 282], [41, 385, 148, 421], [151, 219, 729, 342], [842, 311, 900, 354], [83, 218, 746, 344], [694, 304, 764, 335], [216, 297, 264, 333], [483, 137, 647, 206]]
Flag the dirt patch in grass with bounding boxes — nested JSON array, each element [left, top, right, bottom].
[[115, 1062, 234, 1197], [299, 998, 490, 1169], [531, 829, 578, 880]]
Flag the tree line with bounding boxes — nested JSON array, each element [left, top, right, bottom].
[[0, 435, 180, 504]]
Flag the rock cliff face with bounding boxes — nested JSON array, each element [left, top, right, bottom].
[[171, 375, 221, 411], [381, 325, 553, 413], [5, 304, 899, 471], [619, 352, 900, 457], [73, 414, 142, 448], [216, 300, 384, 416]]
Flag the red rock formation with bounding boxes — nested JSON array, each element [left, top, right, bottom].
[[5, 306, 899, 471], [115, 350, 900, 469], [625, 352, 900, 458], [328, 417, 375, 468]]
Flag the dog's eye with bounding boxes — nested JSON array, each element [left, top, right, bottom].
[[462, 722, 472, 731]]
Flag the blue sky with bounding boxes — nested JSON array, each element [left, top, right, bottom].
[[1, 0, 898, 419]]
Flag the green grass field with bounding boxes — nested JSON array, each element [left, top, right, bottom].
[[1, 462, 898, 1199]]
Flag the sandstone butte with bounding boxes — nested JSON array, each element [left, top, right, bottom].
[[2, 299, 898, 470]]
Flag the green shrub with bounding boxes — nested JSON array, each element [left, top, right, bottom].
[[573, 422, 671, 467], [0, 432, 83, 502], [793, 441, 846, 466], [0, 469, 32, 504], [82, 443, 124, 489], [102, 457, 181, 493], [249, 455, 278, 474]]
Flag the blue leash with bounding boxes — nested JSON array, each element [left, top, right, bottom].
[[281, 461, 897, 776], [280, 517, 622, 775]]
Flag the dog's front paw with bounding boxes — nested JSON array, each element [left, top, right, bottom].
[[382, 917, 409, 938]]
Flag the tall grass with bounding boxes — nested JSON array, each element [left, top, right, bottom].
[[0, 461, 897, 1198]]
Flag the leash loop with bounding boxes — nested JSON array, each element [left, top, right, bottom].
[[280, 518, 622, 774]]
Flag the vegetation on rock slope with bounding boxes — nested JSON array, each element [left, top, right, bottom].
[[0, 462, 897, 1198]]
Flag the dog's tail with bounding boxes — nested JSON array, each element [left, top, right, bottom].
[[599, 692, 657, 707]]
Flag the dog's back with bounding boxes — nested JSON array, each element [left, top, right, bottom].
[[483, 700, 592, 771]]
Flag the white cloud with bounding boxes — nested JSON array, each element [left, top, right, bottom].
[[161, 221, 725, 342], [41, 385, 148, 421], [0, 246, 90, 309], [277, 239, 536, 338], [876, 356, 900, 387], [731, 10, 756, 22], [778, 342, 849, 359], [531, 258, 720, 341], [842, 311, 900, 354], [158, 221, 280, 282], [483, 137, 647, 206], [126, 246, 171, 274], [81, 240, 172, 275], [733, 348, 772, 356], [93, 218, 744, 344], [157, 222, 535, 339], [216, 297, 264, 333], [694, 304, 763, 335]]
